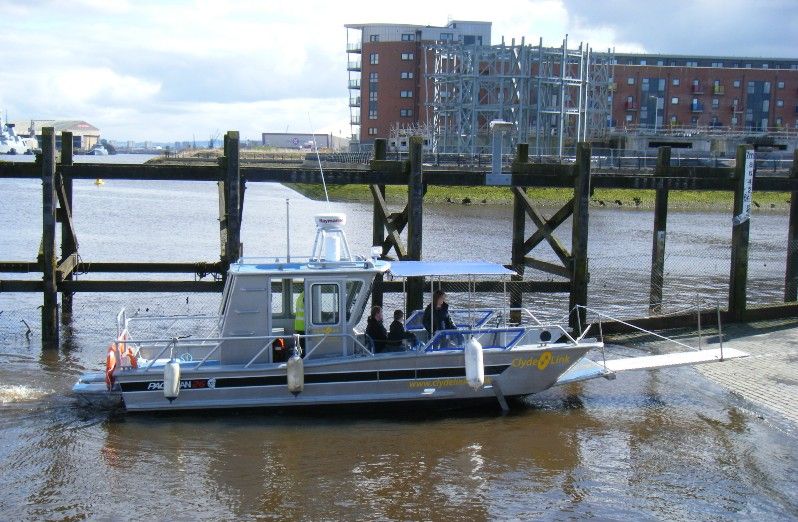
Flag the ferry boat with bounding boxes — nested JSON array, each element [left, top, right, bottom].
[[72, 213, 747, 412]]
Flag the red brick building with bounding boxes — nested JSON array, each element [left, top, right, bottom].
[[345, 21, 491, 147], [612, 53, 798, 132]]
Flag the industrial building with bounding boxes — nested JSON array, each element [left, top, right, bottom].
[[345, 20, 798, 154], [261, 132, 349, 150], [17, 120, 101, 151]]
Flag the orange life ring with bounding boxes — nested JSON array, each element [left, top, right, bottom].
[[105, 343, 117, 389]]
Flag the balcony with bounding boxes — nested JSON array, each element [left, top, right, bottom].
[[349, 96, 361, 108], [347, 61, 361, 71], [713, 85, 725, 95], [691, 84, 704, 94], [348, 78, 361, 90], [730, 102, 742, 113], [691, 102, 704, 113], [351, 115, 361, 125], [625, 101, 638, 111], [346, 42, 362, 53]]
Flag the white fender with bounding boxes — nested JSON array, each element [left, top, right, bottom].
[[287, 353, 304, 394], [465, 337, 484, 390], [164, 359, 181, 402]]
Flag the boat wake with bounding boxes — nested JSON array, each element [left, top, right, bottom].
[[0, 384, 51, 404]]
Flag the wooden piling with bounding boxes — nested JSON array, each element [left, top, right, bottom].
[[371, 138, 387, 307], [785, 149, 798, 302], [569, 142, 591, 332], [219, 132, 242, 272], [729, 144, 753, 320], [41, 128, 59, 348], [511, 144, 529, 323], [59, 132, 76, 318], [649, 146, 670, 314], [406, 136, 424, 314]]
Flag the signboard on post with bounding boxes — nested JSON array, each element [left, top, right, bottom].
[[733, 149, 755, 225]]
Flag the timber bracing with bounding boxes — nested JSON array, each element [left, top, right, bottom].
[[4, 130, 798, 347]]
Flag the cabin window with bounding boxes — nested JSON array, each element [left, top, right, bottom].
[[345, 280, 364, 321], [270, 280, 284, 315], [311, 284, 339, 325]]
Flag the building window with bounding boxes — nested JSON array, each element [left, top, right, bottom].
[[400, 71, 414, 79], [658, 78, 665, 91], [368, 127, 378, 136], [672, 78, 680, 86], [733, 79, 740, 88], [778, 81, 785, 89], [369, 72, 378, 82], [745, 63, 752, 68], [370, 53, 378, 65], [777, 99, 784, 107], [640, 59, 647, 65], [712, 98, 719, 109], [762, 63, 769, 69], [368, 110, 377, 120], [764, 81, 771, 94], [625, 114, 633, 123], [369, 34, 379, 42], [657, 60, 664, 66], [731, 116, 738, 125], [671, 97, 679, 105], [401, 52, 414, 61], [711, 62, 723, 67], [401, 33, 415, 41], [747, 81, 755, 94], [776, 117, 783, 126], [670, 115, 677, 124], [762, 100, 770, 112], [627, 77, 635, 85], [642, 78, 650, 91], [369, 91, 377, 101], [400, 108, 413, 117], [686, 61, 698, 67], [400, 90, 413, 98], [439, 32, 453, 41]]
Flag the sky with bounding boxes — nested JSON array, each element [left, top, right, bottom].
[[1, 0, 796, 143]]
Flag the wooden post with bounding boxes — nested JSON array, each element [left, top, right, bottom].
[[406, 136, 424, 314], [569, 142, 591, 332], [60, 132, 76, 318], [225, 131, 242, 263], [41, 127, 59, 348], [729, 144, 753, 321], [511, 143, 529, 323], [371, 138, 387, 308], [785, 149, 798, 302], [649, 146, 670, 314], [219, 132, 242, 274]]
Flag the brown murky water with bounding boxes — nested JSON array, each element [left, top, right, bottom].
[[0, 174, 796, 519]]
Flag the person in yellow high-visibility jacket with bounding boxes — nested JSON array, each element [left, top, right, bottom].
[[294, 291, 305, 351]]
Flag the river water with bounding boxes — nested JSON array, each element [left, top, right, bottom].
[[0, 163, 796, 519]]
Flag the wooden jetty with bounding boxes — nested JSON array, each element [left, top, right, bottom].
[[1, 128, 798, 348]]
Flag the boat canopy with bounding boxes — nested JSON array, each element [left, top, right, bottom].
[[388, 261, 516, 278]]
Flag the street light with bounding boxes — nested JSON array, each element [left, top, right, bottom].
[[649, 95, 660, 134]]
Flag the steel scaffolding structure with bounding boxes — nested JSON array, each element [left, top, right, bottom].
[[424, 36, 613, 157]]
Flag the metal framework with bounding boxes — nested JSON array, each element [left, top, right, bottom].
[[424, 36, 613, 158]]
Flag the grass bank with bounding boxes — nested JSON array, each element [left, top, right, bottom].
[[285, 183, 790, 211]]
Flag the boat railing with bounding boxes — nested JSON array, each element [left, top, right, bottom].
[[121, 308, 223, 346], [302, 332, 374, 359]]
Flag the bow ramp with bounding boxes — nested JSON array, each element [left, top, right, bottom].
[[556, 347, 749, 385]]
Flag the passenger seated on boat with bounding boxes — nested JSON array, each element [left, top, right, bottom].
[[422, 290, 456, 335], [365, 306, 389, 353], [389, 309, 417, 350]]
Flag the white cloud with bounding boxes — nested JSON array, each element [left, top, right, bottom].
[[0, 0, 795, 141]]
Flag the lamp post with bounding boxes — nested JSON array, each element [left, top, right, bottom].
[[649, 95, 660, 134]]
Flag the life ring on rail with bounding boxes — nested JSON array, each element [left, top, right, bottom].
[[105, 342, 138, 389], [105, 343, 118, 389]]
